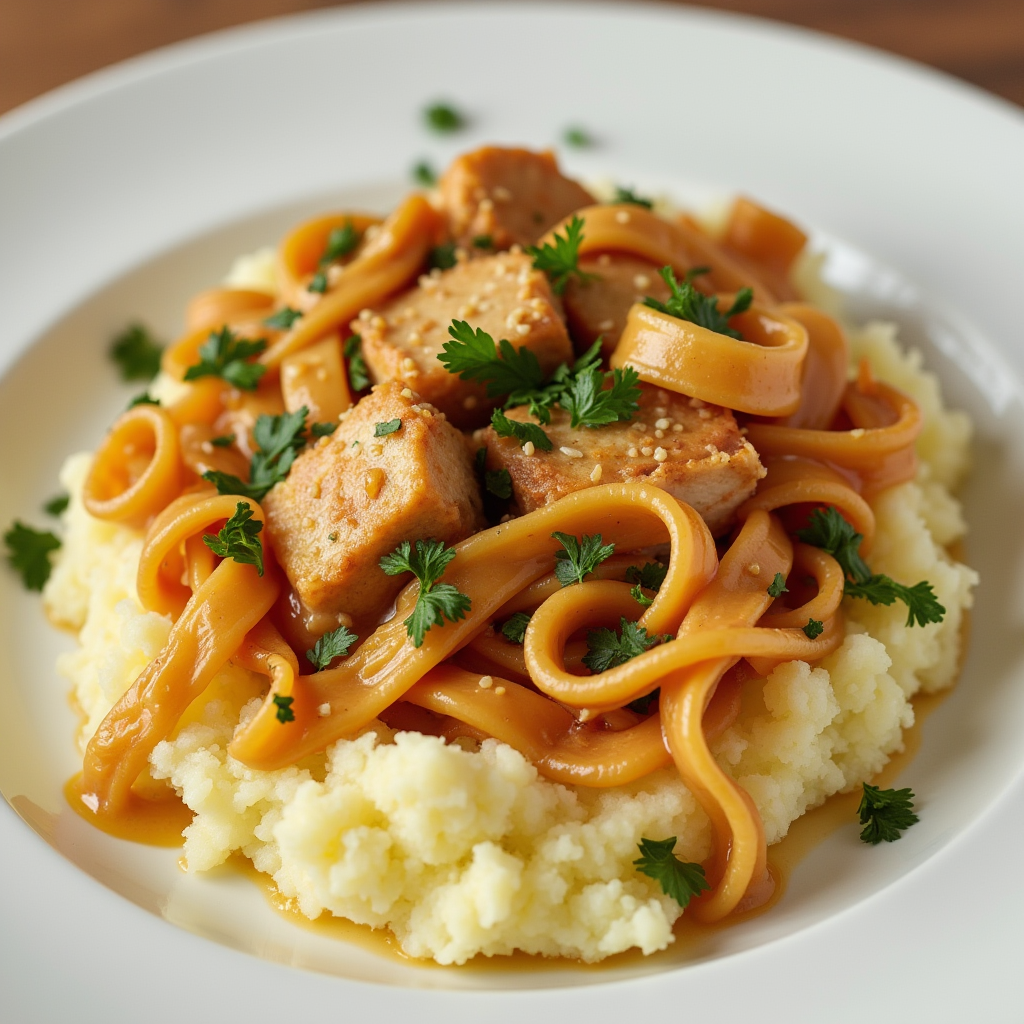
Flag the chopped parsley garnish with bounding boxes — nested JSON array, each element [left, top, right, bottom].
[[309, 220, 361, 293], [203, 406, 308, 501], [500, 611, 532, 644], [4, 521, 61, 590], [428, 242, 458, 271], [858, 783, 919, 844], [644, 266, 752, 340], [472, 234, 494, 249], [210, 433, 236, 447], [344, 334, 371, 392], [552, 531, 615, 587], [525, 214, 596, 295], [633, 836, 711, 908], [440, 324, 633, 430], [202, 501, 264, 576], [272, 694, 295, 723], [490, 409, 552, 451], [374, 418, 401, 437], [563, 126, 592, 148], [626, 561, 667, 607], [263, 307, 303, 331], [424, 102, 465, 132], [183, 327, 267, 391], [309, 422, 336, 439], [379, 538, 472, 647], [802, 618, 824, 639], [583, 617, 667, 673], [127, 392, 159, 409], [412, 160, 437, 186], [110, 323, 164, 381], [627, 689, 660, 715], [306, 624, 359, 671], [559, 364, 641, 429], [43, 494, 69, 517], [439, 320, 546, 399], [795, 506, 945, 627], [485, 468, 513, 500], [612, 185, 654, 209], [844, 577, 946, 627], [767, 572, 789, 598]]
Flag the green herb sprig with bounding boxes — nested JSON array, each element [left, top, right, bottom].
[[183, 327, 267, 391], [633, 837, 711, 908], [644, 266, 752, 340], [525, 214, 596, 295], [307, 625, 359, 671], [858, 783, 919, 844], [4, 521, 61, 590], [202, 501, 265, 576], [552, 531, 615, 587], [379, 539, 472, 647]]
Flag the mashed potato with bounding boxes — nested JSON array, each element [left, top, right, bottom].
[[44, 322, 977, 965]]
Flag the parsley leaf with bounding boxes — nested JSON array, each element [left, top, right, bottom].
[[844, 576, 946, 627], [438, 320, 547, 399], [344, 334, 371, 392], [424, 102, 465, 132], [796, 506, 945, 627], [485, 468, 513, 500], [306, 624, 359, 671], [183, 327, 267, 390], [309, 422, 336, 439], [490, 409, 553, 451], [767, 572, 789, 598], [374, 419, 401, 437], [500, 611, 532, 644], [44, 494, 69, 516], [583, 617, 665, 673], [272, 694, 295, 723], [472, 234, 493, 249], [202, 501, 264, 576], [128, 392, 159, 409], [559, 364, 641, 429], [626, 561, 667, 607], [210, 433, 235, 447], [203, 406, 308, 501], [857, 783, 919, 844], [803, 618, 824, 639], [4, 521, 60, 590], [525, 214, 596, 295], [428, 242, 458, 271], [633, 836, 711, 908], [412, 160, 437, 186], [308, 220, 361, 293], [795, 507, 871, 582], [110, 323, 164, 381], [563, 126, 592, 148], [552, 531, 615, 587], [644, 266, 752, 340], [379, 539, 472, 647], [612, 185, 653, 209], [263, 307, 303, 330]]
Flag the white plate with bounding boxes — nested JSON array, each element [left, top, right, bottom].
[[2, 3, 1024, 1021]]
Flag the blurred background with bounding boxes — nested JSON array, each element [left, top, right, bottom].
[[1, 0, 1022, 116]]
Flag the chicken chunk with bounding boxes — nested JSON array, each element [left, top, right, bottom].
[[562, 254, 672, 357], [438, 146, 595, 250], [263, 382, 484, 624], [477, 384, 764, 535], [356, 251, 574, 429]]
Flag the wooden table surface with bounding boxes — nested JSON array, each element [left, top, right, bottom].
[[1, 0, 1023, 117]]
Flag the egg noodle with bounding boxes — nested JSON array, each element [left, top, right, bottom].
[[69, 154, 948, 932]]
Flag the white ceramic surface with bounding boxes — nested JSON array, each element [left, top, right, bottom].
[[2, 3, 1024, 1021]]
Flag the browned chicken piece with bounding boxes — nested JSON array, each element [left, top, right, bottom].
[[356, 251, 574, 430], [263, 381, 484, 625], [438, 146, 595, 250], [476, 384, 765, 535], [562, 254, 672, 357]]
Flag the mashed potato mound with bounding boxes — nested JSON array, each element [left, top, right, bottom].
[[44, 323, 977, 965]]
